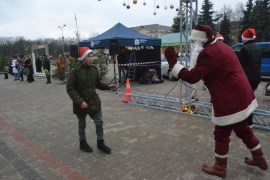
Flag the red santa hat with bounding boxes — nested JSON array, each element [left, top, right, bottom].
[[241, 28, 256, 42], [78, 47, 93, 60], [189, 25, 214, 42], [215, 34, 224, 41]]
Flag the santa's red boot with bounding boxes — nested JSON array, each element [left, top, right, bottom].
[[202, 157, 227, 178], [245, 147, 268, 170]]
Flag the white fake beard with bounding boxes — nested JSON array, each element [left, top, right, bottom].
[[189, 41, 204, 69]]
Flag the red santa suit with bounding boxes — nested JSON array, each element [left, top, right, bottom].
[[165, 25, 268, 178], [173, 41, 257, 126]]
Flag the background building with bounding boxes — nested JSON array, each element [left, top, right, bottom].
[[130, 24, 171, 38]]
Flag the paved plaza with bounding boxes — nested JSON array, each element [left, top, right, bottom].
[[0, 65, 270, 180]]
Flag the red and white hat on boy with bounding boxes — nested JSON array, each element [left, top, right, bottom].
[[215, 34, 224, 41], [241, 28, 256, 42], [78, 47, 93, 60]]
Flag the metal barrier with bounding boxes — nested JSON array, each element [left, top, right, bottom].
[[129, 81, 270, 131]]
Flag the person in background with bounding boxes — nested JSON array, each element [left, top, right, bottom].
[[43, 54, 51, 84], [36, 57, 42, 73], [237, 28, 261, 129], [66, 47, 116, 154], [215, 33, 224, 42], [165, 25, 268, 178], [9, 58, 14, 76], [56, 55, 66, 81], [117, 48, 127, 83], [24, 55, 35, 83], [17, 55, 24, 81], [11, 56, 19, 80]]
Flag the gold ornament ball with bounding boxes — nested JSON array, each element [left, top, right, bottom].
[[133, 0, 137, 4], [170, 4, 174, 9], [153, 11, 157, 15]]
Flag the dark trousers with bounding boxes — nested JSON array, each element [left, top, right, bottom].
[[46, 75, 51, 83], [76, 111, 104, 142], [27, 74, 34, 82], [214, 118, 259, 156], [20, 72, 24, 81]]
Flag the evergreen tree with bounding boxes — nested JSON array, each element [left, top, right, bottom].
[[171, 16, 180, 32], [171, 9, 188, 33], [263, 0, 270, 41], [252, 0, 270, 41], [220, 13, 233, 45], [198, 0, 215, 30], [240, 0, 253, 38]]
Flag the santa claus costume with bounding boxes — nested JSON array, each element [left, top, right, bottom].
[[165, 25, 268, 178]]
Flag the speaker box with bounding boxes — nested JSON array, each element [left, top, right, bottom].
[[70, 45, 78, 58], [109, 39, 119, 55]]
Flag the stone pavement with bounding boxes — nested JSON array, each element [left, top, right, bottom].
[[0, 65, 269, 180]]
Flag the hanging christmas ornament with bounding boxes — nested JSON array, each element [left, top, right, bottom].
[[123, 0, 126, 6], [143, 0, 146, 5], [153, 0, 157, 15], [170, 4, 174, 9], [126, 0, 130, 9], [133, 0, 137, 4], [164, 0, 167, 9], [176, 8, 179, 11], [156, 0, 160, 9]]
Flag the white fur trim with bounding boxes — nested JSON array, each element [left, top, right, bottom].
[[241, 36, 255, 42], [171, 63, 185, 78], [212, 99, 258, 126], [190, 29, 208, 41], [210, 39, 217, 45], [215, 153, 228, 158], [250, 144, 261, 151], [79, 49, 93, 60], [216, 37, 224, 41]]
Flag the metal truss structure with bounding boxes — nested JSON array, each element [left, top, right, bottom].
[[178, 0, 198, 65], [129, 80, 270, 131], [126, 0, 270, 131]]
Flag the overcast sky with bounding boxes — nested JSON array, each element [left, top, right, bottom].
[[0, 0, 247, 40]]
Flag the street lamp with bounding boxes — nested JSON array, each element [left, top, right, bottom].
[[58, 24, 66, 55]]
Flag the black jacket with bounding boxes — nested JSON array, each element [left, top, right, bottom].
[[237, 40, 261, 89], [43, 57, 50, 71]]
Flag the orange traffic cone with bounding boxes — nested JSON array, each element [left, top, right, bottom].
[[123, 78, 133, 103]]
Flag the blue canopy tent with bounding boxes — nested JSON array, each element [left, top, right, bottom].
[[79, 23, 161, 48], [79, 23, 162, 83]]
